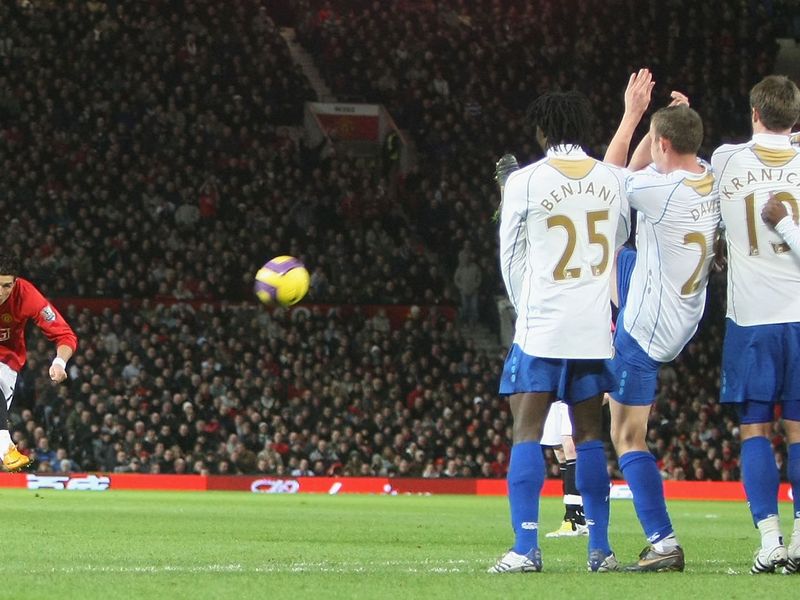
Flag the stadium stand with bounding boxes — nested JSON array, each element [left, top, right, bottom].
[[0, 0, 454, 306], [0, 0, 786, 481]]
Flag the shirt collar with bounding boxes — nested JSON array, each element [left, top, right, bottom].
[[680, 158, 710, 179], [752, 132, 792, 148], [546, 144, 587, 158]]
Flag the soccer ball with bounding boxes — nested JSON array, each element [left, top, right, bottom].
[[254, 256, 310, 307]]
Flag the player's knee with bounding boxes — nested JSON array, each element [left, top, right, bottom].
[[571, 423, 602, 446], [783, 419, 800, 445], [609, 420, 644, 454], [609, 421, 622, 449], [739, 422, 773, 440], [512, 420, 544, 444]]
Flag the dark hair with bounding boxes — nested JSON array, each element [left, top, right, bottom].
[[0, 254, 20, 277], [651, 105, 703, 155], [526, 91, 593, 149], [750, 75, 800, 132]]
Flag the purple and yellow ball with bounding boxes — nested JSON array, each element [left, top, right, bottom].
[[254, 256, 310, 307]]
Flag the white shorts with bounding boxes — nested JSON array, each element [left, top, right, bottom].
[[541, 401, 572, 447], [0, 362, 18, 409]]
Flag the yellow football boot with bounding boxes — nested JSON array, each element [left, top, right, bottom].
[[3, 444, 31, 472], [545, 519, 589, 538]]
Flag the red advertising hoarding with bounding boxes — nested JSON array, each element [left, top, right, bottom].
[[0, 472, 792, 503]]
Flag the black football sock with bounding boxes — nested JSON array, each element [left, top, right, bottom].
[[563, 459, 585, 523], [0, 395, 10, 452]]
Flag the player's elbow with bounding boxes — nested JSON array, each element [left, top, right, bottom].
[[58, 334, 78, 353]]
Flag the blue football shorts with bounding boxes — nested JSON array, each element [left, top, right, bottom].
[[607, 309, 662, 406], [499, 344, 613, 404], [606, 248, 662, 406], [721, 318, 800, 423], [615, 246, 637, 309]]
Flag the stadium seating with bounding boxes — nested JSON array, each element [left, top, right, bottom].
[[1, 0, 785, 480]]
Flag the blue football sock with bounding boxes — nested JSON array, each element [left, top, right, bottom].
[[789, 443, 800, 520], [507, 441, 545, 554], [576, 440, 611, 554], [619, 451, 673, 543], [741, 436, 779, 526]]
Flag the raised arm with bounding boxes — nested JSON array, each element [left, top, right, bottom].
[[604, 68, 654, 167]]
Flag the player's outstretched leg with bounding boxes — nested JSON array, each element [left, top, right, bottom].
[[611, 397, 684, 573], [617, 451, 685, 572]]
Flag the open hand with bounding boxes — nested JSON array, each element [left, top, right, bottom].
[[624, 68, 655, 116]]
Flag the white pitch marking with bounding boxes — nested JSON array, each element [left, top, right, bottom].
[[44, 559, 485, 575], [38, 557, 746, 575]]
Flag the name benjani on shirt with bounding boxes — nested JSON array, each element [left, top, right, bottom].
[[540, 180, 619, 212]]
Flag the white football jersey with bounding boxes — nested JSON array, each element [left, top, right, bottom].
[[623, 163, 720, 362], [499, 146, 629, 359], [711, 133, 800, 325]]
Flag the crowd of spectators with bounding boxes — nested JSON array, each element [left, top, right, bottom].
[[17, 301, 512, 478], [294, 0, 779, 321], [0, 0, 791, 481], [0, 0, 457, 306], [15, 294, 750, 482]]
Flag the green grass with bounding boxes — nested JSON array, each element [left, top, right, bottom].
[[1, 489, 797, 599]]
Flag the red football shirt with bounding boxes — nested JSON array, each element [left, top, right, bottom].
[[0, 278, 78, 372]]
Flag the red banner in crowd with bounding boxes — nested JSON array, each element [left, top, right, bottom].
[[0, 472, 792, 503], [309, 103, 380, 142], [50, 298, 455, 330], [314, 113, 379, 141]]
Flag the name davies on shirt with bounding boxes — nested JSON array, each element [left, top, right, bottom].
[[690, 198, 720, 222], [540, 180, 619, 211]]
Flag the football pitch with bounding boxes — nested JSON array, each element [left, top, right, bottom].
[[2, 489, 797, 599]]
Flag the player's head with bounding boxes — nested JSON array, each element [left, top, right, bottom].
[[0, 254, 19, 304], [649, 105, 703, 168], [750, 75, 800, 133], [527, 91, 593, 151]]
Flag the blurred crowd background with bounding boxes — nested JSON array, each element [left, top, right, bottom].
[[0, 0, 793, 481]]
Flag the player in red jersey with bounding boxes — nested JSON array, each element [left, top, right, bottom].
[[0, 254, 77, 472]]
